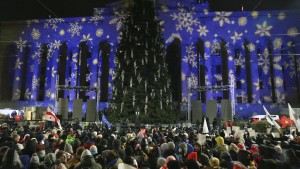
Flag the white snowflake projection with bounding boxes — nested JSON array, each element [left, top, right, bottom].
[[96, 29, 104, 37], [51, 67, 57, 78], [273, 55, 282, 70], [257, 48, 270, 74], [89, 8, 104, 25], [235, 57, 245, 68], [32, 75, 39, 90], [231, 31, 243, 44], [13, 89, 21, 101], [287, 27, 298, 37], [213, 11, 232, 27], [31, 28, 41, 40], [275, 89, 285, 103], [205, 75, 211, 86], [189, 72, 198, 88], [67, 21, 83, 37], [211, 40, 221, 55], [278, 12, 286, 20], [71, 72, 77, 79], [273, 38, 282, 50], [44, 18, 65, 31], [283, 52, 300, 78], [109, 9, 128, 31], [214, 74, 222, 81], [81, 34, 93, 43], [238, 17, 247, 26], [46, 89, 51, 98], [255, 21, 273, 37], [253, 79, 260, 91], [30, 65, 34, 72], [16, 37, 27, 52], [25, 88, 32, 99], [263, 95, 272, 103], [247, 43, 256, 52], [86, 72, 93, 81], [274, 77, 283, 87], [53, 40, 61, 49], [72, 53, 79, 63], [15, 58, 23, 69], [251, 11, 259, 19], [182, 44, 197, 68], [197, 25, 209, 37], [170, 3, 200, 34], [166, 33, 182, 44], [181, 72, 186, 81]]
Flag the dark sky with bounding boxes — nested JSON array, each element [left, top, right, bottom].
[[0, 0, 299, 21]]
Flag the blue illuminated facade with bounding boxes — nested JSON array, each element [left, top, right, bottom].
[[2, 0, 300, 118]]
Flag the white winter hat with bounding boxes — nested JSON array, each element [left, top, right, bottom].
[[81, 149, 92, 161]]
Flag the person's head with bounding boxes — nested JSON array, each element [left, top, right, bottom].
[[12, 133, 20, 143], [194, 142, 201, 152], [56, 150, 67, 163], [89, 145, 98, 155], [237, 150, 252, 166], [167, 160, 181, 169], [2, 148, 23, 168]]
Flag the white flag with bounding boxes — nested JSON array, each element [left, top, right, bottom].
[[202, 118, 209, 134], [288, 103, 300, 131], [263, 106, 281, 130]]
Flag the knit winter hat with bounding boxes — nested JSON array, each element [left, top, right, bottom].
[[215, 136, 224, 145], [30, 153, 40, 164], [81, 149, 92, 161], [157, 157, 166, 167], [209, 157, 220, 167], [274, 145, 282, 154], [167, 142, 175, 150], [64, 143, 73, 154], [89, 145, 98, 155]]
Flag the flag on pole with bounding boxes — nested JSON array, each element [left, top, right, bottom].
[[45, 107, 62, 130], [202, 118, 209, 134], [263, 106, 281, 130], [288, 103, 300, 131], [102, 114, 112, 129]]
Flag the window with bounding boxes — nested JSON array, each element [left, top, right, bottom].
[[236, 80, 242, 89], [259, 80, 263, 89]]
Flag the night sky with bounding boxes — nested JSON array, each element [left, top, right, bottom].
[[1, 0, 300, 21]]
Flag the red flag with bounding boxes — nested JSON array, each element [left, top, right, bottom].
[[45, 111, 62, 130]]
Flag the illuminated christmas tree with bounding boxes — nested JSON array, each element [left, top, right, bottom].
[[110, 0, 174, 123]]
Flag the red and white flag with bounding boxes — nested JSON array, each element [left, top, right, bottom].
[[45, 107, 62, 130]]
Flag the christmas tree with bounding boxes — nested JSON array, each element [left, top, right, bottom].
[[110, 0, 174, 123]]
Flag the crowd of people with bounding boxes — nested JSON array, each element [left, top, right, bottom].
[[0, 121, 300, 169]]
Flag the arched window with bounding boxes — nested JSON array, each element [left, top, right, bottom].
[[166, 38, 182, 102], [78, 42, 90, 101], [57, 42, 68, 98], [99, 41, 110, 102], [37, 44, 48, 101]]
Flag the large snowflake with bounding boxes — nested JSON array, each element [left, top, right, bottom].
[[81, 34, 93, 43], [283, 52, 300, 78], [213, 11, 232, 27], [170, 3, 200, 34], [90, 8, 104, 25], [16, 37, 27, 52], [273, 38, 282, 50], [44, 18, 65, 31], [274, 77, 283, 87], [109, 9, 128, 31], [189, 72, 198, 88], [25, 88, 32, 99], [211, 40, 221, 55], [235, 57, 245, 68], [53, 40, 61, 49], [255, 21, 272, 37], [275, 89, 286, 103], [182, 44, 197, 67], [197, 25, 209, 37], [67, 21, 83, 37], [231, 31, 243, 44], [257, 48, 270, 74], [32, 75, 39, 90], [31, 28, 41, 40], [15, 58, 23, 69]]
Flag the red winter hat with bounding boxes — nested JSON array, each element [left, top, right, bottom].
[[187, 152, 198, 161], [237, 143, 245, 150]]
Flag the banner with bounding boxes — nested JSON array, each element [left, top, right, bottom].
[[45, 108, 62, 130], [102, 114, 112, 129], [288, 103, 300, 131], [263, 106, 281, 130]]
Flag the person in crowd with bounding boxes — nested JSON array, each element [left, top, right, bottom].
[[74, 149, 102, 169], [0, 148, 23, 169], [284, 149, 300, 169], [65, 147, 84, 169], [219, 152, 234, 169], [28, 153, 40, 169]]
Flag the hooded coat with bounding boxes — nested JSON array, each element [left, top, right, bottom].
[[0, 148, 23, 169], [74, 150, 102, 169]]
